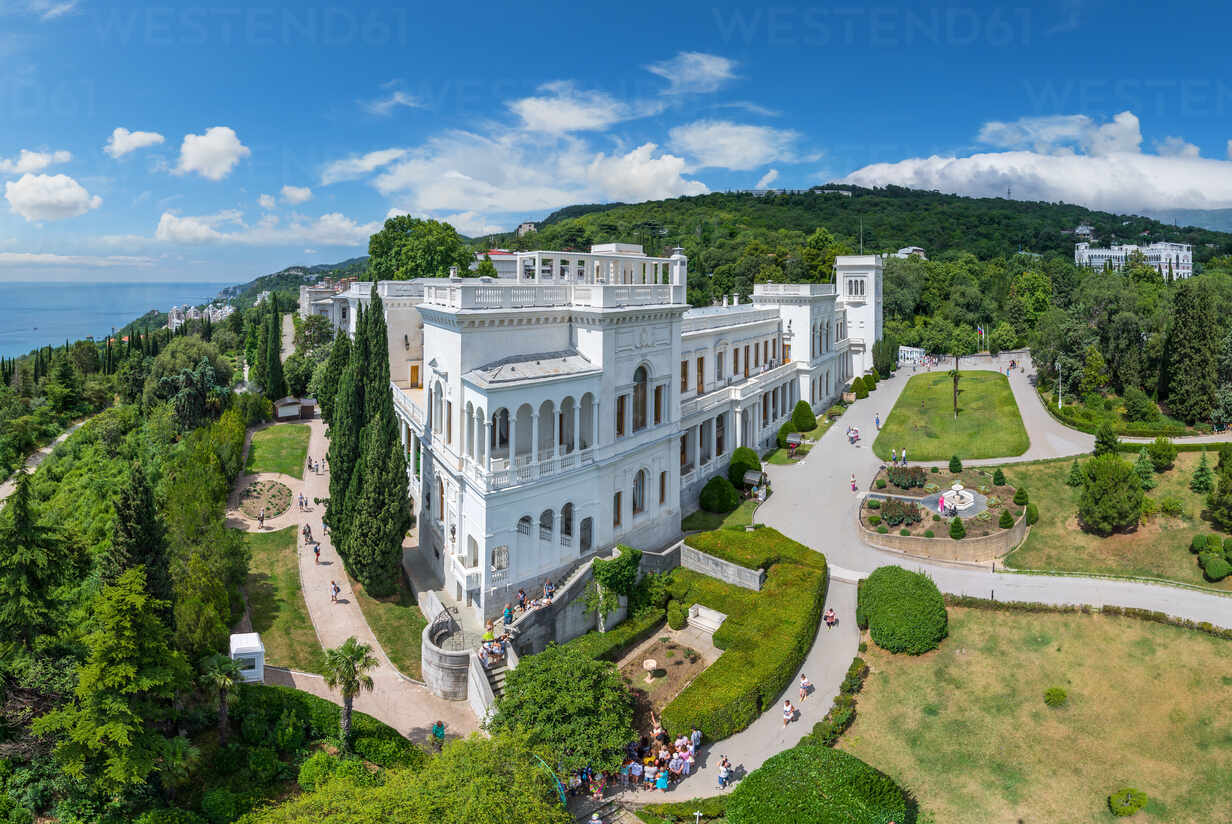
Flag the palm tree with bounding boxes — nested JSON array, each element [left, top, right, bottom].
[[158, 734, 200, 802], [322, 636, 378, 749], [199, 653, 244, 745]]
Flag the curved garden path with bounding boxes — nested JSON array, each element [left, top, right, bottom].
[[0, 413, 97, 507], [229, 419, 477, 745]]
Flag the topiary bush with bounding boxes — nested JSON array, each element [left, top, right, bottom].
[[792, 400, 816, 433], [727, 446, 761, 487], [949, 517, 966, 540], [777, 420, 794, 449], [998, 509, 1014, 529], [1190, 534, 1208, 554], [1013, 486, 1029, 505], [923, 530, 934, 538], [876, 526, 889, 534], [1108, 787, 1148, 817], [857, 565, 948, 655], [949, 455, 962, 473], [1147, 436, 1177, 472], [932, 513, 941, 522], [699, 475, 740, 514], [851, 376, 868, 399], [1043, 687, 1068, 707], [1025, 502, 1039, 525], [1078, 454, 1144, 535], [867, 515, 881, 526], [899, 528, 909, 536], [726, 744, 912, 824], [992, 467, 1006, 486], [864, 371, 878, 389], [875, 478, 887, 489], [666, 599, 687, 630], [1199, 552, 1232, 582], [866, 498, 881, 509]]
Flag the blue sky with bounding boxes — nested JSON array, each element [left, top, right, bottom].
[[2, 0, 1232, 282]]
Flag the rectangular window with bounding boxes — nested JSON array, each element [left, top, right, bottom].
[[696, 357, 704, 395], [732, 348, 739, 376], [616, 395, 626, 438], [744, 345, 750, 376], [613, 491, 622, 527], [783, 344, 790, 362], [754, 344, 759, 368], [654, 385, 663, 425], [716, 352, 724, 381], [680, 434, 689, 468], [680, 360, 688, 393], [659, 471, 667, 504], [446, 401, 453, 444], [763, 340, 769, 364], [762, 393, 769, 420]]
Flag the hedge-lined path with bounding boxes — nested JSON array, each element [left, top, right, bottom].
[[757, 365, 1232, 632], [613, 579, 859, 800], [0, 413, 96, 507], [231, 416, 476, 745]]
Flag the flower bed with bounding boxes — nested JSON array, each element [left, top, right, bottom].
[[240, 479, 292, 519]]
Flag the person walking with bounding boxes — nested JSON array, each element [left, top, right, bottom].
[[503, 602, 513, 628], [782, 700, 795, 727], [902, 448, 907, 466], [875, 412, 881, 430], [799, 673, 812, 701], [850, 473, 857, 493], [257, 509, 265, 529], [891, 447, 897, 464], [329, 580, 338, 603], [313, 543, 320, 564]]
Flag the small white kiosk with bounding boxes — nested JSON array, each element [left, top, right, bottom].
[[229, 632, 266, 683]]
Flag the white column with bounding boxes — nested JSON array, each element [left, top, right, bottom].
[[482, 418, 492, 471], [531, 412, 540, 463], [572, 403, 581, 453], [734, 408, 743, 448], [592, 400, 601, 447]]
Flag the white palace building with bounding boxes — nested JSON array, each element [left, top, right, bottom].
[[303, 243, 882, 626]]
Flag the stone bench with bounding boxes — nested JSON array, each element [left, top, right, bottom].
[[688, 604, 727, 635]]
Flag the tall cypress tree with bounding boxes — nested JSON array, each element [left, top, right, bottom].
[[264, 311, 287, 399], [102, 461, 172, 609], [1166, 278, 1219, 423], [326, 363, 363, 555], [364, 285, 390, 421], [318, 328, 351, 426], [0, 471, 68, 647], [346, 409, 411, 596]]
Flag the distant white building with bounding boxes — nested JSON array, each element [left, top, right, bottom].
[[254, 290, 272, 305], [470, 249, 519, 278], [1074, 223, 1094, 238], [893, 246, 927, 260], [516, 221, 537, 238], [1074, 241, 1192, 279]]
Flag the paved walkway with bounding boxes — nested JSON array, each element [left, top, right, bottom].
[[0, 414, 94, 506], [232, 418, 476, 745]]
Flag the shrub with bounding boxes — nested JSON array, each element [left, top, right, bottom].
[[880, 498, 922, 526], [932, 513, 941, 522], [791, 400, 816, 433], [867, 515, 881, 526], [1200, 553, 1232, 582], [1160, 497, 1183, 517], [949, 517, 966, 540], [899, 528, 909, 536], [877, 526, 889, 534], [949, 455, 962, 473], [699, 476, 740, 514], [1190, 534, 1208, 554], [864, 371, 878, 389], [1133, 448, 1157, 490], [134, 811, 206, 824], [886, 465, 926, 489], [727, 446, 761, 487], [1025, 502, 1039, 525], [1225, 537, 1232, 561], [992, 467, 1006, 486], [776, 420, 793, 449], [1043, 687, 1068, 707], [875, 478, 887, 489], [200, 788, 240, 824], [866, 499, 881, 509], [1108, 788, 1149, 817], [353, 734, 427, 769], [1012, 486, 1029, 505], [930, 465, 940, 473], [667, 600, 687, 630], [273, 707, 305, 753], [562, 608, 663, 662], [726, 745, 912, 824], [1147, 436, 1177, 472], [1093, 422, 1120, 456], [923, 530, 934, 538], [247, 746, 282, 785], [825, 405, 844, 420], [1190, 450, 1214, 493], [297, 751, 339, 791], [851, 376, 868, 399], [857, 566, 947, 655], [1122, 385, 1159, 422], [1078, 454, 1144, 535], [1066, 458, 1085, 487], [998, 509, 1014, 528]]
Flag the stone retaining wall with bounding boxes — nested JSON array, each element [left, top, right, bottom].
[[858, 512, 1029, 563], [680, 542, 766, 590]]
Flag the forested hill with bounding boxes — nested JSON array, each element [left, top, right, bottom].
[[217, 256, 370, 307], [493, 185, 1232, 265]]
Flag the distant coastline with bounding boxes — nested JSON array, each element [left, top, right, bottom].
[[0, 281, 235, 358]]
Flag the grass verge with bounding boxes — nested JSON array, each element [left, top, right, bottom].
[[681, 498, 758, 532], [351, 570, 427, 681], [243, 526, 321, 673], [245, 423, 311, 478]]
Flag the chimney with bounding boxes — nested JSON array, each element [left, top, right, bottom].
[[722, 295, 729, 307], [731, 294, 738, 306]]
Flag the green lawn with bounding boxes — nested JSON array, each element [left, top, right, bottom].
[[244, 423, 311, 478], [1003, 452, 1232, 591], [681, 498, 758, 532], [242, 526, 321, 674], [352, 572, 426, 681], [873, 370, 1028, 461], [841, 607, 1232, 824]]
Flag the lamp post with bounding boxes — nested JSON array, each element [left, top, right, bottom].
[[1056, 360, 1063, 408]]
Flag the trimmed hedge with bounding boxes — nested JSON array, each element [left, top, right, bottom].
[[661, 529, 827, 741], [727, 446, 761, 487], [802, 657, 867, 747], [726, 745, 913, 824], [1109, 788, 1149, 817], [234, 684, 420, 758], [791, 400, 816, 433], [699, 475, 740, 513], [636, 797, 729, 824], [857, 566, 948, 655], [943, 594, 1232, 642]]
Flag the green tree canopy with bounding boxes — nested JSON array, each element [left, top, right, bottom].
[[1078, 454, 1144, 536], [368, 216, 474, 280]]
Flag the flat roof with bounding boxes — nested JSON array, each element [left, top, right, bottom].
[[466, 349, 599, 387]]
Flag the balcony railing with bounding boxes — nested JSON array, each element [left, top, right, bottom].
[[753, 282, 836, 297], [463, 447, 595, 492], [422, 281, 686, 310], [452, 555, 481, 590]]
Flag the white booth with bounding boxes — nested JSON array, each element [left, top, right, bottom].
[[229, 632, 266, 683]]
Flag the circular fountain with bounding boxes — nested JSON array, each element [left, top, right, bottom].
[[948, 482, 976, 512]]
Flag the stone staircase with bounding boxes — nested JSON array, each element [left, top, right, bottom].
[[485, 661, 509, 699], [573, 798, 640, 824]]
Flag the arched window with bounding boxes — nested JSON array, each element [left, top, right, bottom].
[[432, 383, 443, 434], [632, 366, 648, 431], [632, 469, 647, 515], [560, 503, 573, 545], [516, 515, 532, 536], [539, 509, 553, 541], [491, 545, 509, 570]]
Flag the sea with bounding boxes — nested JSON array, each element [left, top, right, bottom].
[[0, 281, 235, 358]]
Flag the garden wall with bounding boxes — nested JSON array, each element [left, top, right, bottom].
[[680, 542, 766, 590], [858, 513, 1029, 563]]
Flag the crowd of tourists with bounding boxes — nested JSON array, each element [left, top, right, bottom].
[[567, 716, 714, 798]]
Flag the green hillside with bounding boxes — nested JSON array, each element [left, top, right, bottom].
[[217, 256, 370, 308]]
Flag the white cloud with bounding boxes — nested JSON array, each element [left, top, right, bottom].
[[713, 101, 781, 117], [668, 120, 803, 170], [26, 0, 78, 20], [362, 90, 423, 116], [586, 144, 709, 202], [977, 111, 1141, 155], [4, 173, 101, 221], [1154, 136, 1200, 158], [842, 150, 1232, 212], [258, 193, 276, 209], [0, 251, 153, 267], [0, 148, 72, 174], [647, 51, 737, 95], [320, 148, 408, 185], [509, 81, 660, 132], [174, 126, 250, 180], [436, 211, 504, 237], [755, 169, 779, 188], [304, 248, 317, 255], [280, 184, 312, 204], [103, 127, 165, 158], [154, 208, 379, 246]]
